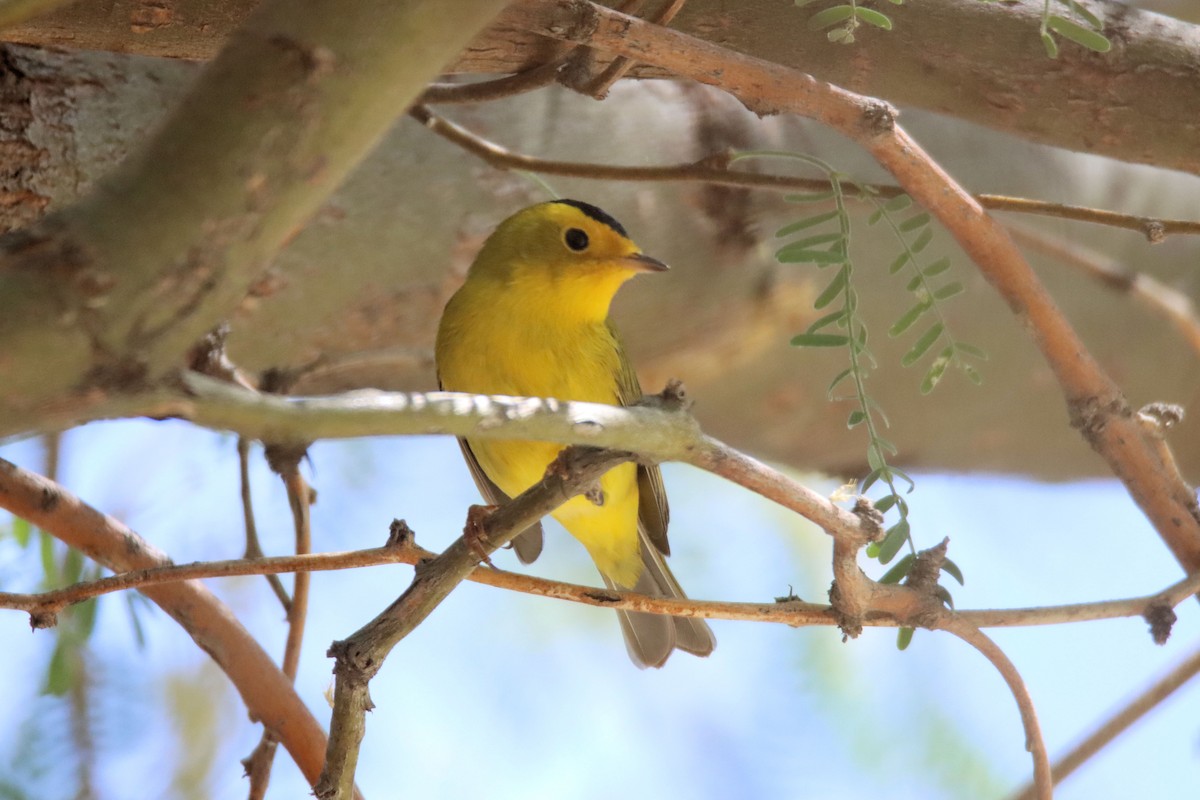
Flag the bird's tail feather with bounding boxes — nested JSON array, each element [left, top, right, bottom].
[[604, 528, 716, 669]]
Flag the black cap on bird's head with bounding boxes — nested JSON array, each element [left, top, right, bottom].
[[550, 199, 630, 238]]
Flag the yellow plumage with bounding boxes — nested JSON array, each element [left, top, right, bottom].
[[435, 199, 715, 667]]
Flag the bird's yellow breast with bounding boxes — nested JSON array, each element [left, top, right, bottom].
[[436, 279, 644, 585]]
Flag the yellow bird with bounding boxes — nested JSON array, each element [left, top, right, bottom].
[[435, 199, 715, 668]]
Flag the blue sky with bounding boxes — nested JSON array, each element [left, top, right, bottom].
[[1, 419, 1198, 799]]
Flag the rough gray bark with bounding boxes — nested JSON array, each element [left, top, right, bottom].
[[1, 42, 1194, 482]]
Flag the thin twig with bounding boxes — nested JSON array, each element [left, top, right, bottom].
[[421, 60, 562, 104], [245, 447, 313, 799], [1011, 641, 1200, 800], [1009, 223, 1200, 359], [409, 105, 1200, 239], [937, 613, 1052, 800], [4, 538, 1198, 632], [585, 0, 688, 98], [239, 437, 292, 612], [315, 447, 638, 799]]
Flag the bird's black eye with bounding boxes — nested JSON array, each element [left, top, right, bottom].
[[564, 228, 589, 252]]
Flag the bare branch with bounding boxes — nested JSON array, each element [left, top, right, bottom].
[[315, 446, 636, 799], [938, 614, 1052, 800], [411, 105, 1200, 238], [1010, 224, 1200, 359], [0, 456, 332, 788], [1011, 641, 1200, 800]]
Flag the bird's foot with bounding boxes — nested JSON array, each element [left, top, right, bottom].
[[464, 504, 498, 566]]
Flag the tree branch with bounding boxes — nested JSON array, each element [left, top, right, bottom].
[[0, 0, 514, 434], [504, 0, 1200, 587], [1011, 641, 1200, 800], [315, 447, 637, 798], [6, 0, 1200, 175], [4, 537, 1198, 634], [937, 613, 1052, 800], [411, 104, 1200, 239], [0, 456, 333, 789], [1009, 223, 1200, 359]]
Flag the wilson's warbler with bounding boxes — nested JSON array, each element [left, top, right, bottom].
[[435, 199, 715, 668]]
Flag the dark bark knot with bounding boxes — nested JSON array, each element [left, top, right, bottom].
[[1143, 602, 1175, 645], [861, 100, 897, 135], [1068, 394, 1130, 445]]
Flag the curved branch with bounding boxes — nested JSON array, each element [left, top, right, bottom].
[[937, 613, 1052, 799], [0, 456, 333, 789]]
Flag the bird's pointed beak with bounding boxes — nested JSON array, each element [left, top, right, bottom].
[[624, 252, 669, 273]]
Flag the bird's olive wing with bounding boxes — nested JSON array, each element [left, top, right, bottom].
[[454, 437, 545, 564], [611, 326, 671, 556]]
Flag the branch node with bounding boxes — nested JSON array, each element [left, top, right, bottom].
[[327, 638, 382, 689], [264, 442, 310, 476], [29, 609, 58, 630], [1143, 219, 1166, 244], [861, 100, 898, 135], [906, 537, 950, 595], [851, 497, 885, 543], [386, 519, 415, 548], [1143, 602, 1176, 645], [1068, 394, 1130, 445]]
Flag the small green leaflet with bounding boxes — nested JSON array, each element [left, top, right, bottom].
[[1047, 15, 1111, 52]]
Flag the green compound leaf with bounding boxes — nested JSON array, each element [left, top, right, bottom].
[[955, 341, 988, 360], [806, 309, 845, 334], [922, 256, 952, 277], [888, 251, 911, 274], [884, 194, 913, 212], [776, 210, 840, 237], [920, 347, 954, 394], [1041, 30, 1060, 58], [1047, 14, 1112, 52], [874, 494, 898, 513], [898, 212, 931, 232], [877, 519, 910, 563], [827, 367, 854, 396], [1063, 0, 1102, 29], [847, 409, 867, 428], [889, 299, 932, 337], [910, 227, 934, 253], [854, 6, 893, 29], [792, 332, 850, 348], [901, 322, 944, 366], [785, 189, 837, 204], [808, 5, 855, 31], [814, 264, 850, 309], [879, 553, 915, 584], [933, 281, 965, 301]]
